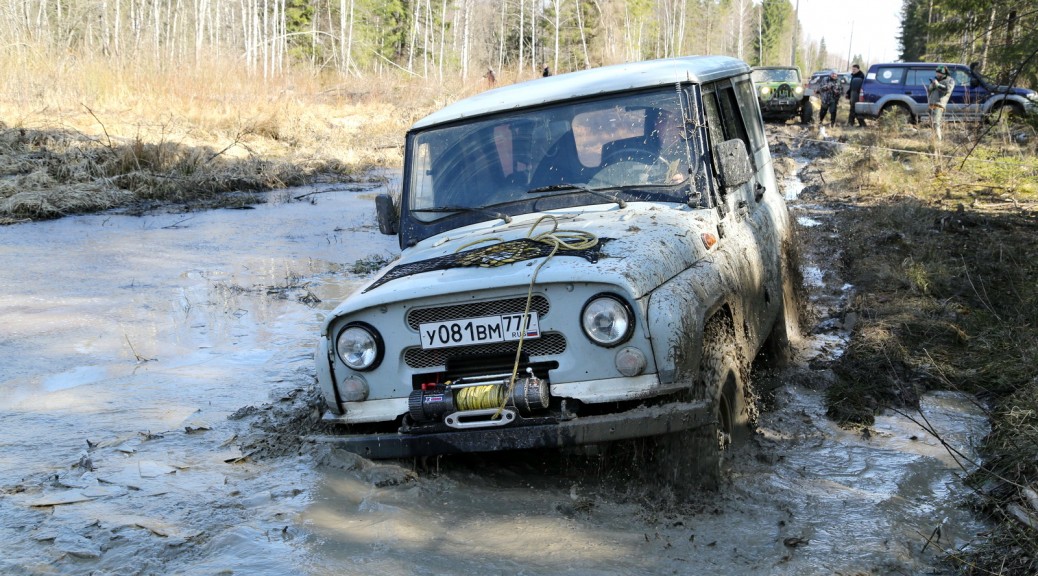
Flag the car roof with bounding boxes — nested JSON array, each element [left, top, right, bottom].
[[752, 66, 799, 70], [867, 62, 961, 68], [412, 55, 750, 130]]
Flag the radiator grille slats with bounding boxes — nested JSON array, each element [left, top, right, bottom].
[[404, 333, 566, 369], [405, 296, 550, 330]]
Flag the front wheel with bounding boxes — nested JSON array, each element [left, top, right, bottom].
[[654, 319, 751, 493], [800, 100, 814, 124], [988, 102, 1025, 125]]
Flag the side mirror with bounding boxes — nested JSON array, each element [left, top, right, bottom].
[[375, 193, 399, 236], [715, 139, 753, 190]]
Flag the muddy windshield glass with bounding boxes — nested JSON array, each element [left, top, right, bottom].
[[407, 88, 697, 222]]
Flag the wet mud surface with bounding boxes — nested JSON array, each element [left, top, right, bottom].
[[0, 135, 990, 575]]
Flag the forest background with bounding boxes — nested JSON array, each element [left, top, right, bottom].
[[3, 0, 1035, 85], [3, 0, 1033, 223]]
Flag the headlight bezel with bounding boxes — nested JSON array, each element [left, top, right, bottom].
[[335, 322, 384, 371], [580, 293, 635, 348]]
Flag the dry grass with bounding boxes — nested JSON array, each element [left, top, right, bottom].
[[0, 51, 495, 222]]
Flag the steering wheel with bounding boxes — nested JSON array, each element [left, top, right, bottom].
[[601, 145, 661, 166]]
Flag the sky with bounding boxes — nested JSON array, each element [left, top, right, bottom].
[[793, 0, 905, 67]]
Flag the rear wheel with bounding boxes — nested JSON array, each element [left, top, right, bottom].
[[655, 319, 750, 494], [879, 102, 914, 126]]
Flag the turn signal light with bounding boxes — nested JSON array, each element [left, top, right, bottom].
[[701, 232, 718, 249]]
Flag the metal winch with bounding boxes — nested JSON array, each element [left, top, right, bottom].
[[408, 369, 550, 429]]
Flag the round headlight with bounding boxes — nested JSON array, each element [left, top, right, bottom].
[[581, 295, 634, 347], [336, 323, 383, 371], [794, 85, 804, 96], [760, 86, 771, 96]]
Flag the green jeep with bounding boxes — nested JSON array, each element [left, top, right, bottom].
[[751, 66, 813, 123]]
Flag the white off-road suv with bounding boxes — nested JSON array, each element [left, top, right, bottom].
[[316, 56, 797, 485]]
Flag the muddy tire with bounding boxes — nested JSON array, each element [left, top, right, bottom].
[[761, 237, 803, 367], [800, 100, 814, 124], [655, 320, 750, 494]]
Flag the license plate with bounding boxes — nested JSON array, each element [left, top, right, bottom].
[[419, 312, 540, 350]]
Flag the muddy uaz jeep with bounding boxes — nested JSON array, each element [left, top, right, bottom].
[[316, 56, 796, 483]]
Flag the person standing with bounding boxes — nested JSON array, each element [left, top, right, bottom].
[[925, 65, 955, 141], [847, 64, 866, 127], [819, 71, 842, 127]]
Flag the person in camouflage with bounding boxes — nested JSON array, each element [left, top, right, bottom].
[[818, 71, 842, 127], [925, 65, 956, 141]]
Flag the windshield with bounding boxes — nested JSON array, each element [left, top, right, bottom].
[[406, 88, 698, 224], [752, 69, 800, 83]]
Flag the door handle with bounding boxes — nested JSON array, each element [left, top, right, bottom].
[[754, 182, 766, 202]]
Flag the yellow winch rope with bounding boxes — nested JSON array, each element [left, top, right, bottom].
[[481, 215, 598, 417]]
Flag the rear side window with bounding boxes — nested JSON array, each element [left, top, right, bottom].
[[873, 67, 905, 84], [905, 68, 935, 87]]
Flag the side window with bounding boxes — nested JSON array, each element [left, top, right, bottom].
[[905, 68, 933, 87], [715, 85, 751, 164], [874, 67, 904, 84], [734, 78, 766, 154], [703, 91, 724, 148], [702, 83, 752, 172], [951, 68, 970, 88]]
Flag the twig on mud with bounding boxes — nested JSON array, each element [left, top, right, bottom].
[[162, 216, 195, 229], [292, 186, 359, 201], [124, 334, 156, 363], [82, 104, 114, 149]]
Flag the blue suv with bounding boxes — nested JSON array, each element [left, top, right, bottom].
[[854, 62, 1037, 122]]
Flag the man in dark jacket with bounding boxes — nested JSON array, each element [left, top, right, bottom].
[[847, 64, 866, 127]]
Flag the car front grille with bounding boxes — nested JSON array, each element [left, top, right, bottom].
[[405, 295, 550, 330], [776, 84, 794, 98], [404, 332, 567, 369]]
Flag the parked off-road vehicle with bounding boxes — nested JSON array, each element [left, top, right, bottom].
[[751, 66, 813, 123], [316, 56, 798, 487], [855, 62, 1038, 123]]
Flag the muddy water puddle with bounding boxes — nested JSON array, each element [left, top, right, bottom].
[[0, 161, 990, 574]]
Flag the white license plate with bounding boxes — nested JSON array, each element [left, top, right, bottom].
[[419, 312, 540, 350]]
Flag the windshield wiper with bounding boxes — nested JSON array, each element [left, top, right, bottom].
[[526, 183, 627, 209], [412, 206, 512, 223]]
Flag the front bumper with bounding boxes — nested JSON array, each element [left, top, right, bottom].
[[314, 400, 710, 459], [759, 99, 800, 116]]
